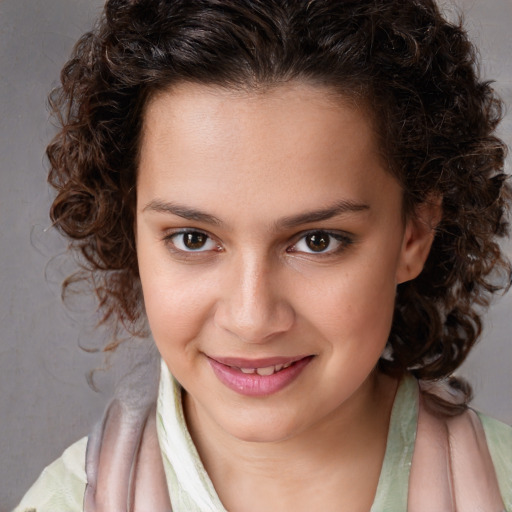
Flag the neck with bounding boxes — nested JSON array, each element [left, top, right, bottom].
[[184, 371, 398, 511]]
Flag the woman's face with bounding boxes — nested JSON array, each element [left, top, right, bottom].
[[136, 82, 431, 443]]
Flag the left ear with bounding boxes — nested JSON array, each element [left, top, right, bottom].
[[396, 195, 442, 285]]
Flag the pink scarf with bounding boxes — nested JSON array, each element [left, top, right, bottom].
[[83, 361, 505, 511]]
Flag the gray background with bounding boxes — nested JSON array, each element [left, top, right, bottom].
[[0, 0, 511, 510]]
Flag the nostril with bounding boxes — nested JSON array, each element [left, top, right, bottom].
[[213, 298, 295, 343]]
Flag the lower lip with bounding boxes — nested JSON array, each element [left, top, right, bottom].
[[207, 356, 313, 397]]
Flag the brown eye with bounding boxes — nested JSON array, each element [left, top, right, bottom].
[[168, 231, 218, 252], [289, 230, 350, 255], [305, 231, 330, 252], [184, 232, 208, 250]]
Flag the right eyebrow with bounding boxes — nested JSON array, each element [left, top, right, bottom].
[[142, 199, 224, 226], [274, 200, 370, 230]]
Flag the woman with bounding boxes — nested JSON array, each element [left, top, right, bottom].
[[16, 0, 512, 510]]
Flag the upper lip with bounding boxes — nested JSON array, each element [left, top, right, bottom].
[[207, 355, 312, 368]]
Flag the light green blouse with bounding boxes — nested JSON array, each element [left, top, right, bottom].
[[14, 363, 512, 511]]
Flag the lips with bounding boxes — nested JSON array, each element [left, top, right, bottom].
[[207, 355, 313, 396]]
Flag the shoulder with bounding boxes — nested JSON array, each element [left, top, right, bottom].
[[477, 412, 512, 510], [411, 379, 511, 510], [13, 437, 87, 512]]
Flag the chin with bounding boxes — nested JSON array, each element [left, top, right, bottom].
[[218, 408, 308, 444]]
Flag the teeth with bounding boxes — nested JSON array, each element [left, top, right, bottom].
[[236, 362, 295, 375], [256, 366, 276, 376]]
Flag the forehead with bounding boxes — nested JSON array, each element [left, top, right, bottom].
[[142, 81, 373, 139], [137, 82, 400, 220]]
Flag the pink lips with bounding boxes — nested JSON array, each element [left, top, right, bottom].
[[207, 355, 313, 397]]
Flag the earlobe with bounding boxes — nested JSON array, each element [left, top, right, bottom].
[[396, 195, 442, 285]]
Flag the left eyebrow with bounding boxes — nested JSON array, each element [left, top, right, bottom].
[[274, 200, 370, 230], [142, 199, 224, 226]]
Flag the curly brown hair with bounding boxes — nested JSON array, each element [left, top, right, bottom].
[[48, 0, 510, 390]]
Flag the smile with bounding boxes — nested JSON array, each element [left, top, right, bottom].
[[238, 362, 293, 375], [207, 355, 314, 396]]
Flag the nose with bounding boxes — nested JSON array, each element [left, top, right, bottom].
[[214, 253, 295, 343]]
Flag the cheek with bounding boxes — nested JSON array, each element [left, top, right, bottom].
[[137, 237, 215, 349], [295, 256, 399, 346], [142, 279, 205, 343], [305, 269, 397, 396]]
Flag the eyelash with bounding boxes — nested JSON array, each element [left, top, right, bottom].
[[163, 229, 222, 255], [288, 230, 354, 256], [162, 229, 354, 257]]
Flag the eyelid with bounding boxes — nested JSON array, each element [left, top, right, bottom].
[[162, 228, 222, 253], [287, 229, 354, 255]]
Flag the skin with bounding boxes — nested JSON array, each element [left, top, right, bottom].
[[136, 82, 437, 511]]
